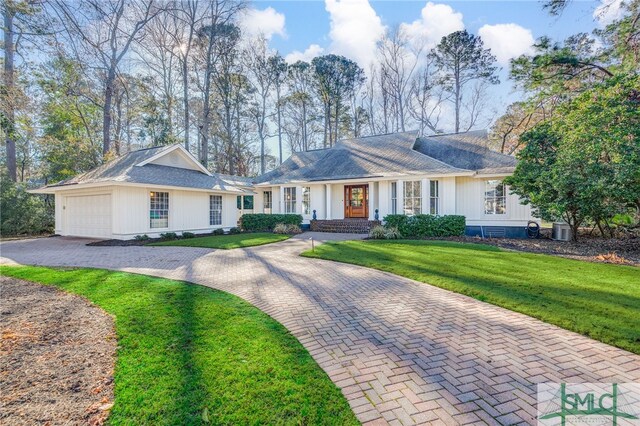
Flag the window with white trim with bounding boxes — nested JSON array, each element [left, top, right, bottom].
[[209, 195, 222, 226], [302, 187, 311, 215], [391, 182, 397, 214], [485, 180, 506, 215], [403, 181, 421, 216], [429, 180, 439, 215], [150, 191, 169, 228], [263, 191, 272, 213], [284, 187, 297, 213]]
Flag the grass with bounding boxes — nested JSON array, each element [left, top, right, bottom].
[[302, 240, 640, 355], [0, 266, 358, 425], [148, 232, 290, 249]]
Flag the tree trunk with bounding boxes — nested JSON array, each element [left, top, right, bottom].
[[4, 9, 17, 181], [182, 59, 190, 151], [454, 73, 461, 133], [103, 67, 117, 155], [302, 101, 307, 151], [276, 86, 283, 164]]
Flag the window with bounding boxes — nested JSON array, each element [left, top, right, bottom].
[[263, 191, 272, 213], [302, 187, 311, 215], [284, 187, 297, 213], [236, 195, 254, 210], [391, 182, 398, 214], [403, 181, 421, 216], [209, 195, 222, 226], [429, 180, 439, 215], [150, 191, 169, 228], [485, 180, 506, 215]]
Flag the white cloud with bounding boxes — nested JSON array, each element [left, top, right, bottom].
[[325, 0, 386, 67], [478, 23, 535, 65], [593, 0, 625, 26], [239, 7, 286, 40], [285, 44, 325, 63], [399, 2, 464, 50]]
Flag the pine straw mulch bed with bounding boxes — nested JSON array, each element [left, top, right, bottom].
[[437, 234, 640, 266], [0, 276, 116, 425]]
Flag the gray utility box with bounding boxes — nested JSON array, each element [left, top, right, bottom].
[[552, 222, 572, 241]]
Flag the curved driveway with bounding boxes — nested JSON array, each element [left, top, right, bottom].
[[2, 234, 639, 425]]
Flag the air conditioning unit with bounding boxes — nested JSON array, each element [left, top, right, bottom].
[[552, 222, 572, 241]]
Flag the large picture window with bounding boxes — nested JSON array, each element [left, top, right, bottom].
[[430, 180, 439, 215], [403, 181, 421, 216], [391, 182, 397, 214], [210, 195, 222, 226], [150, 191, 169, 228], [485, 180, 506, 215], [302, 187, 311, 215], [284, 187, 297, 213], [263, 191, 272, 213]]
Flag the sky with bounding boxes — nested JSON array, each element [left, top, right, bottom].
[[239, 0, 621, 118]]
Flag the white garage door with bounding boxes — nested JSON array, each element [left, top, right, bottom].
[[65, 194, 112, 238]]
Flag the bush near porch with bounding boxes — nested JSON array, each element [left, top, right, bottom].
[[240, 213, 303, 232], [384, 214, 466, 238]]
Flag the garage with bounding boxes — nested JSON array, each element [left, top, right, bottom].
[[64, 194, 112, 238]]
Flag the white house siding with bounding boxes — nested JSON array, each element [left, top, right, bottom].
[[455, 176, 532, 226]]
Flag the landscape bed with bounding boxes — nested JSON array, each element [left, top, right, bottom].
[[0, 266, 358, 425], [302, 239, 640, 354]]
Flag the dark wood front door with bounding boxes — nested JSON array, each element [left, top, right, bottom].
[[344, 185, 368, 218]]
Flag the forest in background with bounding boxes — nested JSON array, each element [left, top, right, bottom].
[[1, 0, 638, 238]]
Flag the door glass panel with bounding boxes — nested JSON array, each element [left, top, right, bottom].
[[351, 187, 363, 207]]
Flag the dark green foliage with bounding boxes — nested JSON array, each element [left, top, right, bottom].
[[0, 175, 54, 236], [383, 214, 466, 238], [160, 232, 178, 240], [134, 234, 149, 241], [181, 232, 195, 239], [228, 227, 241, 234], [240, 213, 303, 231], [212, 228, 225, 236]]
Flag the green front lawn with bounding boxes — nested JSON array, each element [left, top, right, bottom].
[[149, 232, 290, 249], [302, 240, 640, 354], [0, 266, 358, 425]]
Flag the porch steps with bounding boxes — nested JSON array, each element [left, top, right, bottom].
[[310, 219, 381, 234]]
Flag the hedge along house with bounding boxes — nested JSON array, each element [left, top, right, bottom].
[[32, 144, 250, 239], [248, 130, 534, 237], [33, 130, 534, 239]]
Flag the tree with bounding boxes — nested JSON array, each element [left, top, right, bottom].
[[52, 0, 164, 155], [268, 54, 287, 164], [490, 101, 545, 154], [285, 61, 316, 151], [430, 30, 499, 133]]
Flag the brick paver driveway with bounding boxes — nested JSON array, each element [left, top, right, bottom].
[[2, 234, 639, 425]]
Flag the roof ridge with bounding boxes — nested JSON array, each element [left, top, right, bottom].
[[426, 129, 487, 138]]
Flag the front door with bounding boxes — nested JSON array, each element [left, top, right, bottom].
[[344, 185, 368, 218]]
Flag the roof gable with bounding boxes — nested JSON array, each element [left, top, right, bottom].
[[136, 145, 212, 175]]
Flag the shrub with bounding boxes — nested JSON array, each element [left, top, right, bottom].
[[181, 232, 195, 239], [160, 232, 178, 240], [369, 225, 387, 239], [383, 214, 465, 238], [240, 213, 303, 232], [384, 226, 402, 239], [228, 227, 241, 234], [273, 223, 302, 234], [212, 228, 225, 236], [134, 234, 149, 241], [0, 175, 54, 236]]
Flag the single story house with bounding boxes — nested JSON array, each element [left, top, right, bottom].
[[34, 130, 534, 239]]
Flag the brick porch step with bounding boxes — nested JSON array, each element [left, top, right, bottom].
[[310, 219, 380, 234]]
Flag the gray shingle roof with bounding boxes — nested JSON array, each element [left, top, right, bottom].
[[414, 130, 516, 174], [255, 131, 471, 184], [44, 145, 247, 193]]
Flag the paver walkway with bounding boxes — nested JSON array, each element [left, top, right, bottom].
[[2, 234, 639, 425]]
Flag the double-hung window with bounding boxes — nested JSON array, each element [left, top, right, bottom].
[[284, 187, 297, 213], [302, 187, 311, 215], [429, 180, 439, 215], [391, 182, 398, 214], [403, 181, 421, 216], [150, 191, 169, 228], [485, 180, 506, 215], [263, 191, 272, 213], [209, 195, 222, 226]]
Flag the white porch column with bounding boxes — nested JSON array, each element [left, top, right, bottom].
[[396, 179, 404, 215], [295, 185, 303, 215], [421, 178, 429, 214], [325, 184, 332, 220], [279, 185, 285, 213], [368, 181, 376, 220]]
